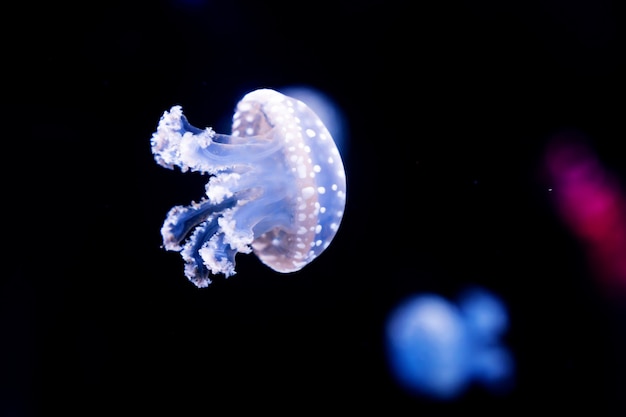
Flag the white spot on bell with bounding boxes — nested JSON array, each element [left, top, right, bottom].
[[301, 186, 315, 199]]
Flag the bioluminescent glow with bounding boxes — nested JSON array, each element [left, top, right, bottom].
[[151, 88, 347, 287], [385, 288, 514, 400], [544, 132, 626, 296]]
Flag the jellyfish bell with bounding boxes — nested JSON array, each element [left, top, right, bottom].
[[278, 85, 348, 155], [151, 88, 347, 287]]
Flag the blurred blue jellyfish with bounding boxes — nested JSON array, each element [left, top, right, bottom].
[[151, 89, 347, 288], [385, 287, 514, 400]]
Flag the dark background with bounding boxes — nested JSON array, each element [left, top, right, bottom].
[[4, 0, 626, 415]]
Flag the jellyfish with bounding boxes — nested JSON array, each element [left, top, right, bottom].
[[385, 288, 514, 400], [151, 89, 347, 288]]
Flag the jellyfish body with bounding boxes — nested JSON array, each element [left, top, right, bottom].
[[151, 89, 347, 287]]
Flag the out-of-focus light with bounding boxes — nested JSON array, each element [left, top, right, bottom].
[[543, 132, 626, 297], [385, 288, 514, 400]]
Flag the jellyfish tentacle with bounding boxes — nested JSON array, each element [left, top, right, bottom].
[[249, 199, 293, 236], [179, 218, 223, 288], [220, 196, 292, 243], [176, 212, 240, 287], [211, 131, 275, 145], [198, 233, 239, 278], [161, 194, 240, 251], [151, 106, 282, 174]]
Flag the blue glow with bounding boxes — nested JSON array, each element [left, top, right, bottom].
[[385, 288, 514, 399]]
